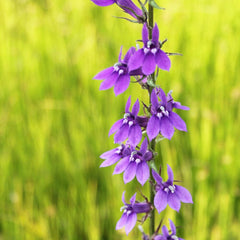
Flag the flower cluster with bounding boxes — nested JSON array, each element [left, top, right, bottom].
[[92, 0, 193, 239]]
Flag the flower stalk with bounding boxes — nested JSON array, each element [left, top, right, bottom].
[[91, 0, 193, 239], [148, 4, 155, 235]]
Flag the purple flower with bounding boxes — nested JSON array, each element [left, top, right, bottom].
[[147, 88, 189, 140], [91, 0, 143, 19], [152, 165, 193, 213], [100, 144, 131, 168], [154, 219, 184, 240], [109, 96, 147, 146], [113, 138, 153, 185], [94, 47, 142, 95], [116, 192, 151, 235], [128, 23, 171, 75]]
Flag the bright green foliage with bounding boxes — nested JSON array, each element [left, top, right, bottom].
[[0, 0, 239, 239]]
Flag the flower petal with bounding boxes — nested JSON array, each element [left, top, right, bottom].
[[100, 148, 117, 159], [152, 23, 159, 44], [100, 154, 121, 167], [154, 235, 166, 240], [147, 115, 160, 141], [114, 74, 130, 95], [169, 219, 176, 235], [167, 164, 174, 183], [136, 161, 149, 186], [160, 116, 174, 139], [123, 162, 137, 183], [113, 156, 129, 174], [124, 47, 136, 63], [143, 151, 152, 162], [130, 193, 137, 205], [175, 185, 193, 203], [142, 23, 148, 46], [152, 169, 163, 185], [125, 96, 131, 112], [125, 213, 137, 235], [169, 111, 187, 131], [173, 101, 190, 110], [114, 124, 129, 143], [117, 0, 142, 19], [140, 137, 148, 154], [157, 88, 167, 104], [99, 72, 118, 90], [151, 88, 159, 109], [91, 0, 115, 6], [128, 49, 145, 71], [155, 49, 171, 71], [167, 193, 181, 211], [122, 191, 126, 204], [162, 225, 169, 237], [116, 213, 127, 230], [142, 52, 156, 75], [128, 124, 142, 147], [118, 46, 123, 62], [109, 119, 123, 136], [93, 67, 114, 79], [131, 99, 140, 116], [154, 190, 167, 213]]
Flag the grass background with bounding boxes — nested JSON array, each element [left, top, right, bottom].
[[0, 0, 240, 239]]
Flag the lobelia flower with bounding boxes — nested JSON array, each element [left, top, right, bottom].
[[109, 96, 148, 147], [152, 165, 193, 213], [90, 0, 143, 20], [128, 23, 171, 75], [116, 192, 151, 235], [147, 88, 189, 140], [154, 219, 184, 240], [113, 138, 153, 185], [100, 144, 131, 167], [94, 46, 143, 95]]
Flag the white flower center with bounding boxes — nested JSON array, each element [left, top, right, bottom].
[[127, 210, 132, 216], [160, 106, 169, 117], [147, 40, 153, 48], [115, 146, 123, 154], [144, 48, 150, 54], [157, 112, 162, 118], [164, 185, 175, 193], [119, 69, 124, 75], [135, 158, 141, 164], [151, 48, 157, 54], [128, 121, 133, 126]]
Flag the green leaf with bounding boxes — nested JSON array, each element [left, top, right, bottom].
[[149, 0, 165, 10]]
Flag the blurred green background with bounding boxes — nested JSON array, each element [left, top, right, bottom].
[[0, 0, 240, 239]]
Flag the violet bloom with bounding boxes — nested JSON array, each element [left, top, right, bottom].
[[94, 47, 141, 95], [152, 165, 193, 213], [116, 192, 151, 235], [109, 96, 147, 146], [154, 219, 184, 240], [128, 23, 171, 75], [147, 88, 189, 140], [100, 144, 131, 168], [113, 138, 153, 185], [91, 0, 143, 20]]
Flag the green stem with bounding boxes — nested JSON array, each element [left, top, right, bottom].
[[148, 2, 155, 237]]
